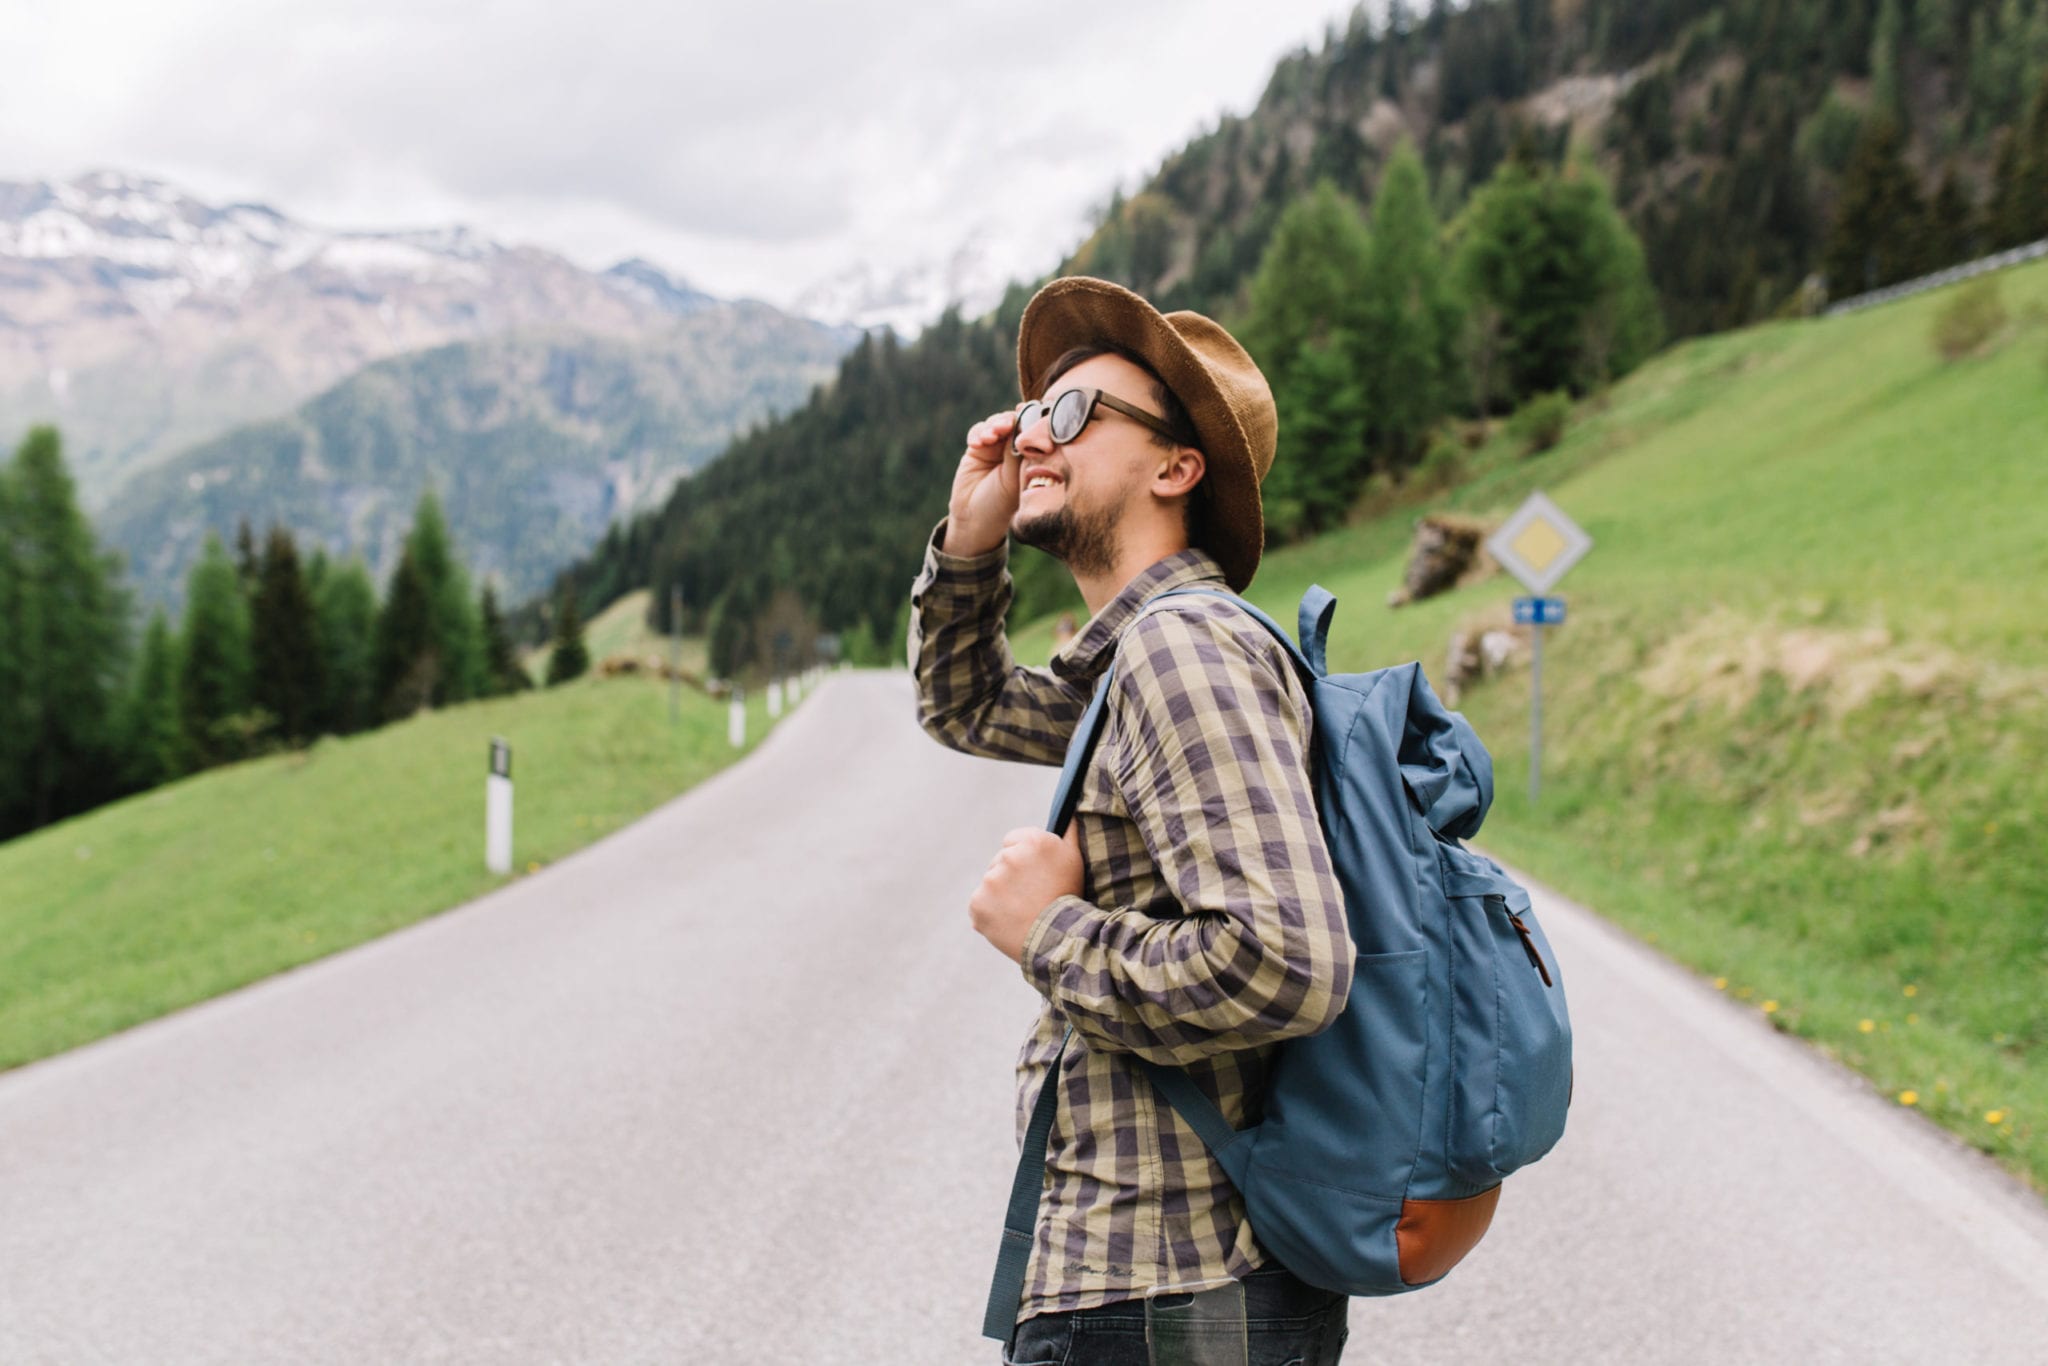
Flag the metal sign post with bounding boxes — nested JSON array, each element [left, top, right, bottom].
[[486, 737, 513, 873], [1512, 596, 1568, 803], [1487, 493, 1593, 804]]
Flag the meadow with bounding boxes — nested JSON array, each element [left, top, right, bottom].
[[0, 676, 780, 1071]]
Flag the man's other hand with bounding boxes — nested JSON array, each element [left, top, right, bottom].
[[970, 825, 1084, 963]]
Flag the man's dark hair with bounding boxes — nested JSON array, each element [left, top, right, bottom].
[[1035, 343, 1208, 543]]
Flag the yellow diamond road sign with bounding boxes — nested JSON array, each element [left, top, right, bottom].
[[1487, 491, 1592, 594]]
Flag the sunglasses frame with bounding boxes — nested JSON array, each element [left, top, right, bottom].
[[1011, 386, 1179, 454]]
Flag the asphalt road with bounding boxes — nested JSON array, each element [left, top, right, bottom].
[[3, 671, 2045, 1364]]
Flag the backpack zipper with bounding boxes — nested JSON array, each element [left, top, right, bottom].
[[1508, 912, 1553, 987]]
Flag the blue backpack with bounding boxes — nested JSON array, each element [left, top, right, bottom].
[[983, 585, 1573, 1340]]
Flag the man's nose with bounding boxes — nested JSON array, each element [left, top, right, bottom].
[[1013, 406, 1055, 455]]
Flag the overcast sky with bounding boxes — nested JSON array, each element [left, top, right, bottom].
[[3, 0, 1378, 309]]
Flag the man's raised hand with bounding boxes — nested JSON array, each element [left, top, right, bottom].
[[943, 409, 1022, 558]]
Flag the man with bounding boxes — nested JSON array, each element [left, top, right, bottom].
[[908, 276, 1355, 1366]]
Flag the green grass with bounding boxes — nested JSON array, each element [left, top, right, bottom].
[[521, 589, 708, 684], [0, 676, 778, 1072], [1025, 261, 2048, 1190]]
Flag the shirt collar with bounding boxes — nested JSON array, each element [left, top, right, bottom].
[[1050, 547, 1231, 683]]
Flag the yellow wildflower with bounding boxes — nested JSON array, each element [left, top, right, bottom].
[[1899, 1090, 1919, 1106], [1762, 1000, 1779, 1014], [1903, 984, 1919, 998], [1713, 977, 1728, 990], [1985, 1110, 2007, 1125], [1858, 1019, 1876, 1033], [1906, 1013, 1918, 1025]]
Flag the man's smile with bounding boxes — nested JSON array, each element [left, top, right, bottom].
[[1021, 465, 1065, 495]]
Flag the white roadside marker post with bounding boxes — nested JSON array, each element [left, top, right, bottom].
[[728, 690, 746, 748], [767, 679, 783, 718], [486, 737, 513, 874], [1484, 492, 1594, 805]]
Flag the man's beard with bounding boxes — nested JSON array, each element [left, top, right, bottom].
[[1013, 496, 1120, 577]]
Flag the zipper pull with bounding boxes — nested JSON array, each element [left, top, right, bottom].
[[1508, 913, 1553, 987]]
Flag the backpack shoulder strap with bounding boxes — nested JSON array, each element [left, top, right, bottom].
[[985, 667, 1110, 1343]]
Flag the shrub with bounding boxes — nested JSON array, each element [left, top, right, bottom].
[[1508, 390, 1573, 455], [1414, 432, 1466, 492], [1931, 276, 2007, 361]]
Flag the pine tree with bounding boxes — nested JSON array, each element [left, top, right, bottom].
[[0, 457, 22, 826], [708, 581, 753, 680], [179, 532, 254, 768], [545, 587, 590, 686], [1360, 142, 1463, 467], [2, 427, 129, 833], [1870, 0, 1906, 125], [233, 518, 261, 598], [2009, 69, 2048, 245], [249, 526, 325, 744], [1240, 180, 1377, 539], [1823, 116, 1927, 295], [1451, 157, 1659, 401], [118, 610, 185, 790], [1927, 164, 1976, 267], [1986, 126, 2028, 249], [373, 546, 438, 721], [1573, 161, 1664, 387], [1916, 0, 1957, 61], [314, 558, 378, 734], [403, 491, 485, 705], [479, 583, 531, 694]]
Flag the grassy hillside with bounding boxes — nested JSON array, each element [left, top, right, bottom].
[[522, 588, 710, 683], [0, 674, 782, 1072], [1020, 260, 2048, 1189]]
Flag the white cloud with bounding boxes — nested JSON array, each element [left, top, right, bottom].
[[0, 0, 1376, 307]]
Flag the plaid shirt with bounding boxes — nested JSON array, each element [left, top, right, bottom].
[[908, 521, 1353, 1323]]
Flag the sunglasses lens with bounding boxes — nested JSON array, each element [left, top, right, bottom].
[[1012, 401, 1043, 447], [1050, 389, 1089, 443]]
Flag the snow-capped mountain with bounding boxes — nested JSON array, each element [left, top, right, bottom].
[[0, 171, 805, 505], [791, 229, 1015, 337], [0, 172, 513, 312]]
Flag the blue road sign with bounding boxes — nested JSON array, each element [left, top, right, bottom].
[[1513, 596, 1568, 626]]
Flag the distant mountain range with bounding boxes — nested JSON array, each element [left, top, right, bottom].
[[100, 308, 855, 610], [0, 171, 850, 506]]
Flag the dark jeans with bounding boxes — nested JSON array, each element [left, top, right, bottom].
[[1000, 1263, 1349, 1366]]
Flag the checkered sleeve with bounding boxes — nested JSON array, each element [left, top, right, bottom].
[[1019, 600, 1355, 1065], [908, 519, 1088, 765]]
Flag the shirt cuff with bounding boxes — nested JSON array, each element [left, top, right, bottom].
[[1019, 893, 1090, 995], [926, 517, 1007, 576]]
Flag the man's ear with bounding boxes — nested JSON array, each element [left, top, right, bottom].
[[1154, 445, 1205, 500]]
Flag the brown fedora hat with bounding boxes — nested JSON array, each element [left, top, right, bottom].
[[1016, 276, 1276, 593]]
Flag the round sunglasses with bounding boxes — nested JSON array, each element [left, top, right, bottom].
[[1012, 386, 1178, 454]]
